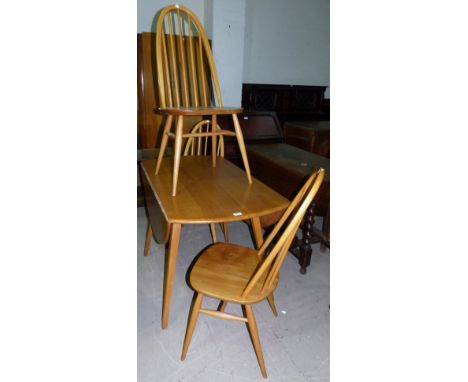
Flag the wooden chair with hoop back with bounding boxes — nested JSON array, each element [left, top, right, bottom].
[[180, 168, 326, 378], [154, 4, 252, 196], [183, 121, 229, 243]]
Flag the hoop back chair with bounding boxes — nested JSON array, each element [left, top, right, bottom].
[[181, 168, 326, 378], [154, 4, 252, 196], [183, 121, 229, 243]]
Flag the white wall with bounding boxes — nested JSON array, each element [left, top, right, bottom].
[[137, 0, 205, 32], [209, 0, 246, 106], [137, 0, 330, 102], [243, 0, 330, 97]]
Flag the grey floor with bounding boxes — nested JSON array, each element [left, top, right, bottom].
[[137, 207, 330, 382]]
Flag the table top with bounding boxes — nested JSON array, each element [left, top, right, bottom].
[[140, 157, 289, 224]]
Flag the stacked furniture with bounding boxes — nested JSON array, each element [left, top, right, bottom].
[[219, 112, 330, 274]]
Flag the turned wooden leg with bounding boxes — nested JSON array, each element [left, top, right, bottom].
[[244, 305, 267, 378], [155, 115, 173, 174], [232, 114, 252, 184], [320, 205, 330, 252], [181, 292, 203, 361], [144, 223, 153, 257], [299, 202, 315, 274], [171, 116, 184, 197], [266, 294, 278, 317], [209, 223, 218, 243], [162, 223, 181, 329]]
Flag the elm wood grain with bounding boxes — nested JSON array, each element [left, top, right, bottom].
[[140, 157, 288, 329], [246, 143, 330, 273], [181, 170, 325, 378], [154, 5, 252, 196]]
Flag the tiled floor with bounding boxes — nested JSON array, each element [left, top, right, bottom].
[[137, 207, 330, 381]]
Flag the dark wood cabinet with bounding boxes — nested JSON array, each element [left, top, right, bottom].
[[241, 83, 329, 126]]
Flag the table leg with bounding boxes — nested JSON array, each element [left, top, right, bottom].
[[250, 217, 264, 248], [162, 223, 181, 329], [144, 223, 153, 257]]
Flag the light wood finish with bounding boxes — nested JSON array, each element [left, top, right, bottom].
[[140, 157, 289, 328], [245, 305, 267, 378], [181, 292, 203, 361], [162, 223, 181, 329], [154, 4, 252, 195], [266, 294, 278, 317], [138, 33, 204, 149], [172, 116, 184, 196], [144, 223, 153, 257], [218, 300, 227, 312], [250, 216, 264, 249], [180, 169, 325, 378]]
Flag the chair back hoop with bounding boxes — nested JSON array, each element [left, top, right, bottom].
[[155, 4, 223, 109], [241, 169, 326, 298], [183, 120, 224, 157]]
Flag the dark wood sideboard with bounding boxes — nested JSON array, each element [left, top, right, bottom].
[[241, 83, 329, 126]]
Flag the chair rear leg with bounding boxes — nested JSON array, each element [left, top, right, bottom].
[[181, 292, 203, 361], [232, 114, 252, 184], [244, 305, 267, 378]]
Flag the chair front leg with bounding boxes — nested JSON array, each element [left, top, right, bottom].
[[155, 115, 173, 174], [172, 115, 184, 196], [181, 292, 204, 361], [244, 305, 267, 378]]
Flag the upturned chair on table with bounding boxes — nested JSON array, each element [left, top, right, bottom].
[[183, 121, 229, 243], [181, 168, 326, 378], [154, 4, 252, 196]]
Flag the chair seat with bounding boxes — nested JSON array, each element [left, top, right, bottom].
[[190, 243, 277, 304]]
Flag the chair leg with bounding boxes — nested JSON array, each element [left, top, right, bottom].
[[144, 223, 153, 257], [220, 223, 230, 242], [181, 292, 203, 361], [266, 293, 278, 317], [209, 223, 218, 243], [171, 115, 184, 197], [232, 114, 252, 184], [155, 115, 173, 174], [244, 305, 267, 378], [211, 114, 217, 167], [218, 300, 227, 312]]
